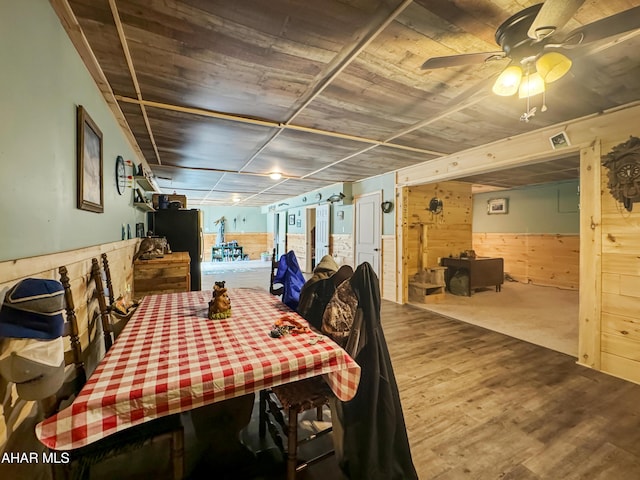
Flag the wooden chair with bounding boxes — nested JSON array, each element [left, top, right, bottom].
[[260, 266, 357, 479], [101, 252, 137, 339], [40, 266, 86, 419], [269, 248, 284, 296], [44, 266, 184, 480], [259, 378, 335, 480]]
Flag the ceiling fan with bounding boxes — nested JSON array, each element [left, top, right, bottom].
[[421, 1, 640, 105]]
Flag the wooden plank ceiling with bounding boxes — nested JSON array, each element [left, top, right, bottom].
[[55, 0, 640, 205]]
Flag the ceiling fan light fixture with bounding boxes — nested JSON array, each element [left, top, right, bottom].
[[269, 172, 282, 180], [535, 52, 572, 83], [492, 65, 523, 96], [518, 72, 545, 99]]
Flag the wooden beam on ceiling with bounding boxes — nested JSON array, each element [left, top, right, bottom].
[[108, 0, 162, 165], [115, 95, 446, 157]]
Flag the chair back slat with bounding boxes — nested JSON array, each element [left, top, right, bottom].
[[91, 258, 113, 351], [101, 253, 115, 305], [269, 248, 284, 296], [58, 266, 84, 379]]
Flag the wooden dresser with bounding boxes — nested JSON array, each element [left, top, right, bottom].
[[133, 252, 191, 297]]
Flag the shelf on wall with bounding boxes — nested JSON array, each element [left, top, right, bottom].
[[133, 201, 155, 212], [133, 175, 155, 191]]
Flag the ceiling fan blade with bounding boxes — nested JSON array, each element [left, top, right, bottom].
[[527, 0, 586, 40], [421, 51, 505, 70], [559, 6, 640, 46]]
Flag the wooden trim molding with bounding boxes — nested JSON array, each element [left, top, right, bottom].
[[577, 141, 602, 370], [0, 239, 139, 284]]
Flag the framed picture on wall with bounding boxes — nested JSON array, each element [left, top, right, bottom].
[[487, 197, 508, 214], [77, 105, 104, 213], [288, 214, 295, 225]]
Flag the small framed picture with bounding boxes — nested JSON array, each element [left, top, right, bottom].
[[296, 219, 301, 227], [487, 198, 508, 214], [549, 131, 570, 150], [288, 214, 295, 225]]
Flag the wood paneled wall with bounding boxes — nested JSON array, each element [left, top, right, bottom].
[[599, 155, 640, 384], [402, 182, 473, 293], [472, 233, 579, 290], [203, 233, 269, 261], [0, 239, 138, 453]]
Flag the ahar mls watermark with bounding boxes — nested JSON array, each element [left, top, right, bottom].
[[1, 451, 70, 464]]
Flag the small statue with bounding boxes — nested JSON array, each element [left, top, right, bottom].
[[208, 281, 231, 319]]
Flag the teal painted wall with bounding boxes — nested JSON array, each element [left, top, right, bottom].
[[0, 1, 145, 262], [472, 180, 580, 233], [263, 183, 354, 235], [200, 206, 266, 234], [266, 173, 397, 236], [353, 173, 396, 235]]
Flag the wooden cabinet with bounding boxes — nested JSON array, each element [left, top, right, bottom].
[[133, 252, 191, 297]]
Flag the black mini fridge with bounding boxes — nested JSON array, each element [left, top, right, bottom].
[[149, 209, 202, 291]]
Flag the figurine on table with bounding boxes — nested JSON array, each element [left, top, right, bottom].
[[208, 281, 231, 319]]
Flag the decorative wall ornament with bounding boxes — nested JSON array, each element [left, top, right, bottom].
[[428, 197, 443, 214], [327, 192, 345, 203], [602, 136, 640, 212], [381, 201, 394, 213]]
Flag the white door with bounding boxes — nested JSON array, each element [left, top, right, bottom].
[[275, 213, 286, 259], [315, 204, 330, 260], [355, 192, 381, 276]]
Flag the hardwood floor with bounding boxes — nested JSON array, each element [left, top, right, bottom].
[[383, 301, 640, 480]]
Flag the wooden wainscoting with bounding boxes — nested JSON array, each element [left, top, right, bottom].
[[203, 232, 269, 261], [381, 235, 396, 302], [0, 239, 139, 452], [286, 233, 353, 273], [472, 233, 579, 290], [286, 234, 306, 269], [330, 234, 353, 267]]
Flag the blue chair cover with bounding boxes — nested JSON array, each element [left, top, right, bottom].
[[273, 251, 306, 311]]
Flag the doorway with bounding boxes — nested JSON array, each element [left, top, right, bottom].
[[274, 212, 287, 260], [305, 208, 316, 272], [304, 205, 330, 273], [400, 174, 580, 357]]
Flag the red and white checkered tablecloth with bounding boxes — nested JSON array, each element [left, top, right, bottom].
[[35, 288, 361, 450]]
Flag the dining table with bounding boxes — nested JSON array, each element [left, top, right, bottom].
[[35, 288, 361, 451]]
